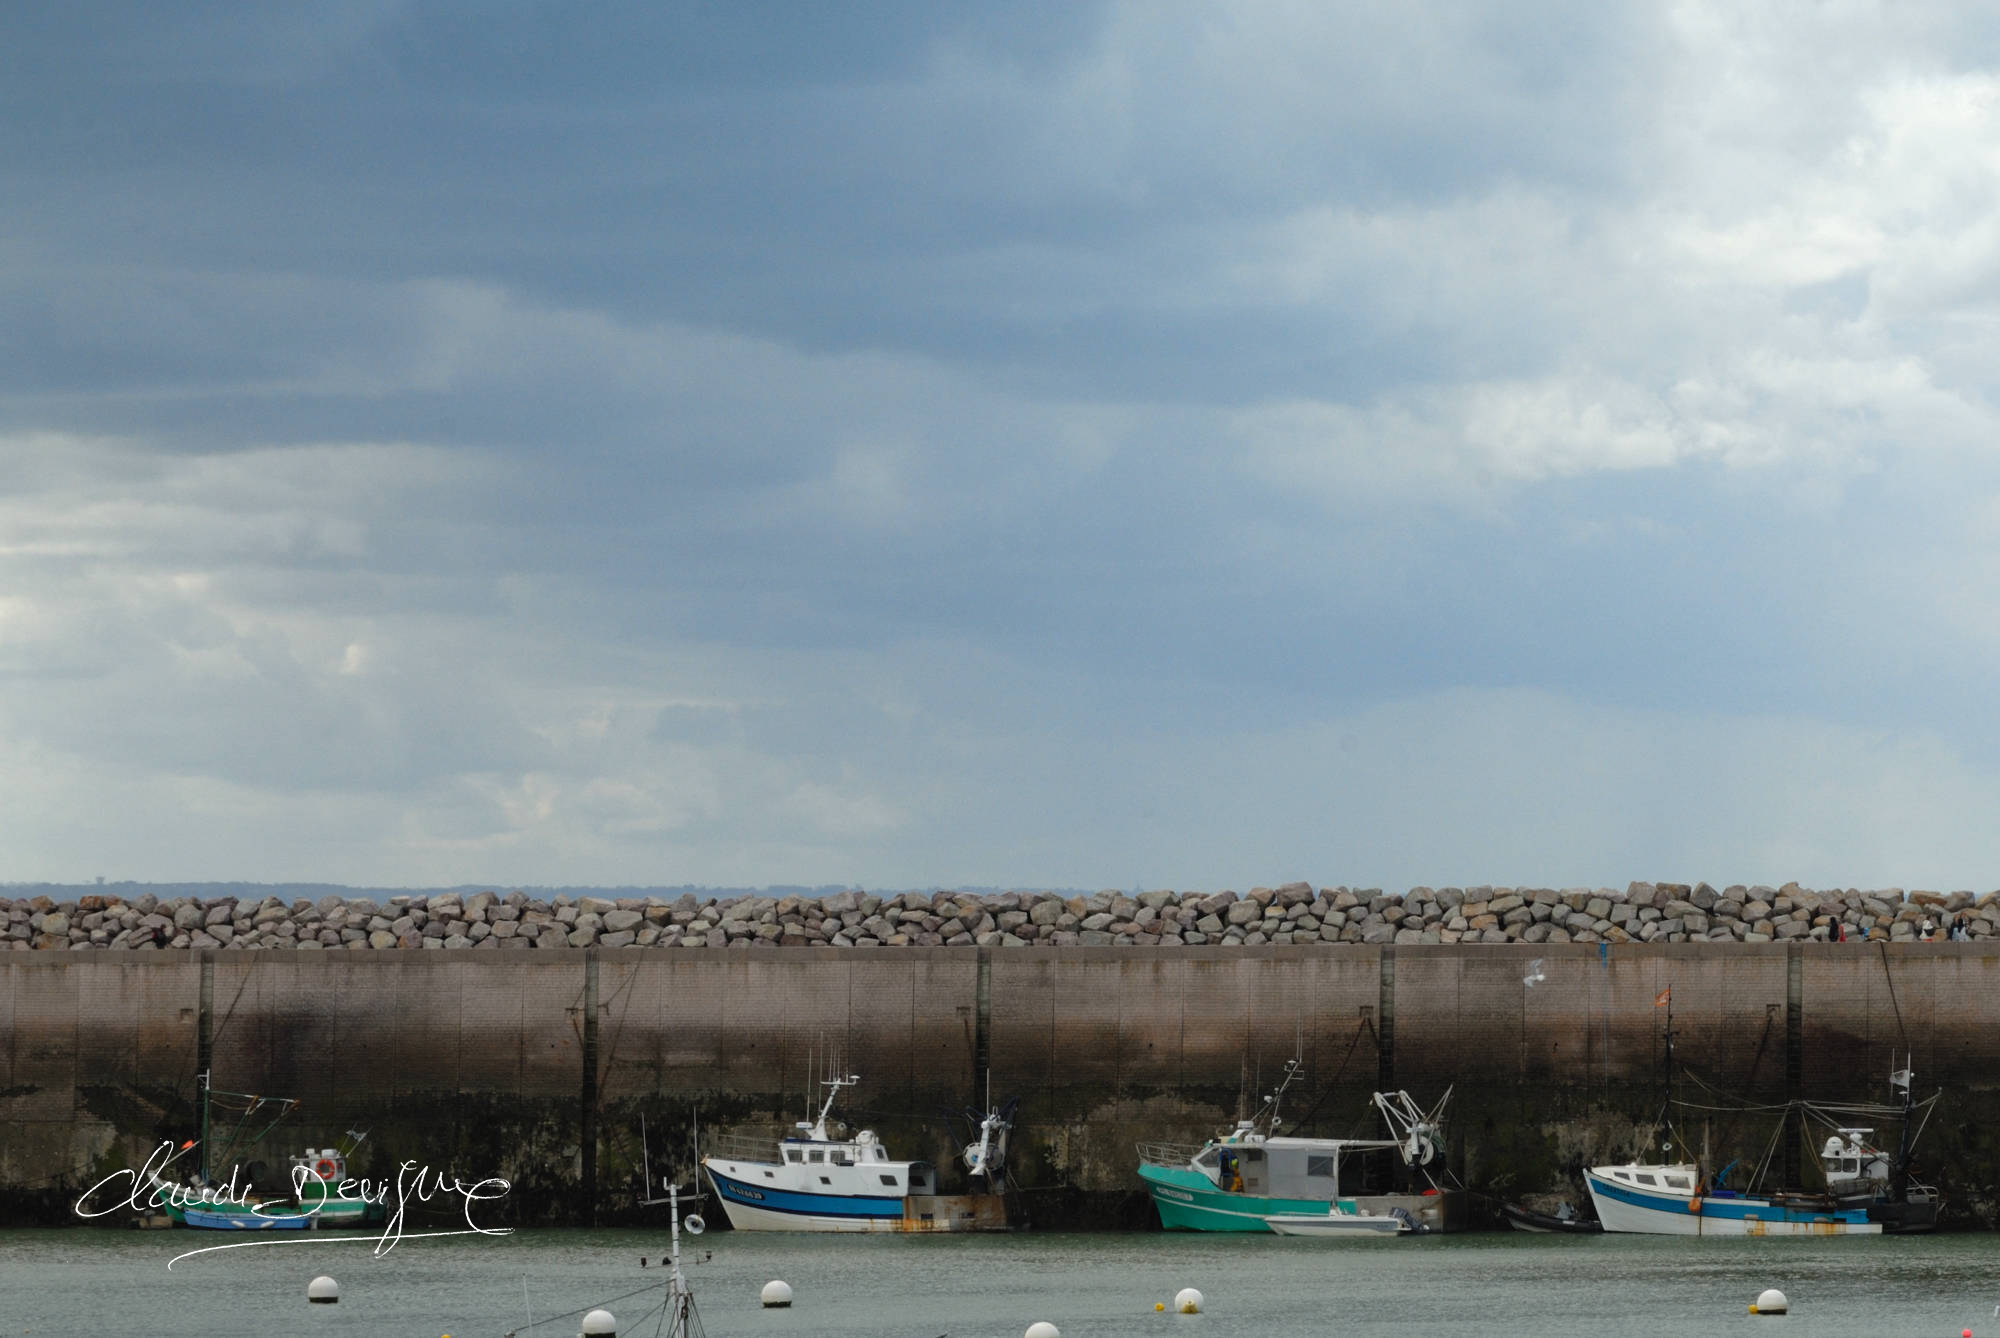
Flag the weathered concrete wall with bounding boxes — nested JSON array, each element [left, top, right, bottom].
[[7, 943, 1999, 1226]]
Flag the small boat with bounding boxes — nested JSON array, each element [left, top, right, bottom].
[[702, 1072, 1009, 1232], [1499, 1200, 1602, 1234], [149, 1071, 383, 1231], [1265, 1204, 1420, 1237], [179, 1204, 315, 1231], [1136, 1059, 1458, 1234]]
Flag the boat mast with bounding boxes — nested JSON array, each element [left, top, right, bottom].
[[1660, 991, 1680, 1165], [1889, 1054, 1916, 1200], [198, 1068, 211, 1185], [809, 1073, 860, 1141], [1264, 1055, 1303, 1135]]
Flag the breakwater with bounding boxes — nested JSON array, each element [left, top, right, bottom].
[[5, 880, 1995, 952], [7, 932, 2000, 1229]]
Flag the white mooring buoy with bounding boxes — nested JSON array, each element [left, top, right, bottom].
[[1025, 1324, 1061, 1338], [307, 1275, 339, 1305], [1749, 1289, 1789, 1316], [580, 1306, 617, 1335], [1175, 1288, 1204, 1315], [761, 1280, 794, 1309]]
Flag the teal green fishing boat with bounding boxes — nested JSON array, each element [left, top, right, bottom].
[[1136, 1063, 1459, 1234]]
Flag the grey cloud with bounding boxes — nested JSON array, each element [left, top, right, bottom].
[[7, 3, 2000, 885]]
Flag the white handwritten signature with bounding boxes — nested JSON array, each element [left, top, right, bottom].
[[74, 1140, 513, 1267]]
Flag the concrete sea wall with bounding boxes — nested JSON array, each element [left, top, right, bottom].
[[8, 940, 2000, 1228]]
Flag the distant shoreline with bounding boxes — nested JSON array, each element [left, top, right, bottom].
[[0, 880, 1088, 901]]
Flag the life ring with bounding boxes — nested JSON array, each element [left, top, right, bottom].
[[311, 1158, 340, 1180]]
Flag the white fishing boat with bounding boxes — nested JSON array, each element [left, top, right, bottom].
[[701, 1073, 1008, 1232], [1586, 1000, 1938, 1236], [1586, 1112, 1938, 1236]]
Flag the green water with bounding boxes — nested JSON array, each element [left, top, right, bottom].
[[1, 1227, 1995, 1337]]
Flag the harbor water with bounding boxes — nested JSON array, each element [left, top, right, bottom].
[[1, 1226, 1995, 1337]]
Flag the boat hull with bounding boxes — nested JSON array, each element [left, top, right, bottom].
[[1265, 1212, 1407, 1237], [1499, 1203, 1602, 1234], [704, 1164, 1006, 1233], [148, 1175, 383, 1231], [164, 1200, 379, 1230], [179, 1206, 314, 1231], [1585, 1170, 1882, 1236], [1138, 1163, 1450, 1233]]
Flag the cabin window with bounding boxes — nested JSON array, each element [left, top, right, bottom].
[[1306, 1156, 1336, 1178], [808, 1150, 825, 1164], [874, 1149, 887, 1162], [784, 1148, 802, 1164], [1666, 1177, 1691, 1191], [880, 1175, 898, 1187], [1636, 1174, 1658, 1186], [820, 1176, 831, 1185], [831, 1151, 852, 1166]]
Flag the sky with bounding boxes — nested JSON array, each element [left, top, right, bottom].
[[7, 2, 2000, 892]]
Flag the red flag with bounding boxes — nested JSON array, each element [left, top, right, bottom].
[[1654, 987, 1671, 1008]]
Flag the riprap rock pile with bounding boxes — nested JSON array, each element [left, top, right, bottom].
[[2, 881, 1992, 951]]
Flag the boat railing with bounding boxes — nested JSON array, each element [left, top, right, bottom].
[[702, 1131, 782, 1164], [1136, 1141, 1203, 1168]]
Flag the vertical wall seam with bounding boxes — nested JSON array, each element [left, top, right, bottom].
[[1785, 943, 1803, 1186], [581, 951, 599, 1226], [197, 956, 213, 1084], [1377, 946, 1397, 1093], [974, 947, 991, 1090]]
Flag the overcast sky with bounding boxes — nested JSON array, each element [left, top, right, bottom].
[[7, 2, 2000, 891]]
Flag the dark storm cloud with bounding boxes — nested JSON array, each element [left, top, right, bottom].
[[2, 1, 1657, 403]]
